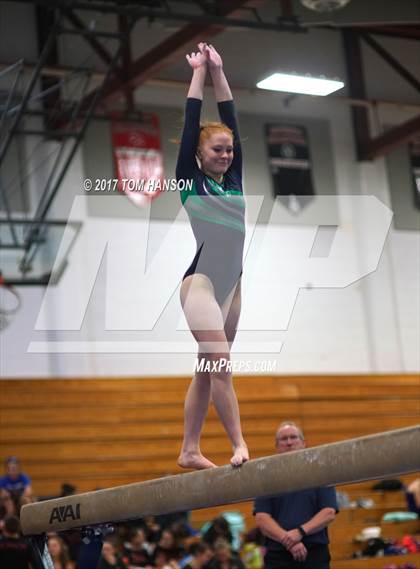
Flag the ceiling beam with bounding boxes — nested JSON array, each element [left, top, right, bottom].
[[361, 33, 420, 94], [63, 9, 116, 68], [3, 61, 420, 112], [118, 13, 135, 111], [351, 24, 420, 42], [79, 0, 267, 110], [342, 29, 370, 161], [362, 114, 420, 160]]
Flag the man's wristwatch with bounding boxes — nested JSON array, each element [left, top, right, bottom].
[[297, 526, 307, 538]]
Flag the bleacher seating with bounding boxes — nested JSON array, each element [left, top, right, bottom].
[[1, 374, 419, 567]]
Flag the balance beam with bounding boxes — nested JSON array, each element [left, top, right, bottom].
[[21, 426, 420, 535]]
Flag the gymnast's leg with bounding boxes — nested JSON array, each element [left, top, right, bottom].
[[177, 275, 217, 470], [178, 274, 248, 468], [220, 281, 248, 466]]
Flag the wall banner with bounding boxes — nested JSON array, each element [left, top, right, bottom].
[[265, 124, 315, 211], [112, 113, 164, 206], [409, 137, 420, 210]]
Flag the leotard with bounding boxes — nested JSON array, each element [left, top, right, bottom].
[[176, 97, 245, 305]]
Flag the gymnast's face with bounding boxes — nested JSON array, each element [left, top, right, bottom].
[[198, 132, 233, 181], [275, 425, 305, 454]]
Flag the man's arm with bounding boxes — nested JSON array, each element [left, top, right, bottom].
[[283, 507, 336, 549], [255, 513, 307, 561], [300, 506, 336, 535], [255, 512, 289, 546]]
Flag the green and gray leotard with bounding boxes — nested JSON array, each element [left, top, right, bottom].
[[176, 97, 245, 305]]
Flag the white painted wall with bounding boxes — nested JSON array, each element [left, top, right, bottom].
[[1, 2, 419, 377]]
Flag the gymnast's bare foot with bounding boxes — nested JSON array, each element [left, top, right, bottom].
[[178, 451, 217, 470], [231, 444, 249, 467]]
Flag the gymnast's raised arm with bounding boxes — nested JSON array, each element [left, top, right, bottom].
[[175, 45, 207, 181], [203, 44, 242, 177]]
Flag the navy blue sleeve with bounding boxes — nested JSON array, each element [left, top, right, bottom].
[[253, 495, 273, 516], [176, 97, 202, 181], [317, 487, 339, 513], [217, 100, 242, 177]]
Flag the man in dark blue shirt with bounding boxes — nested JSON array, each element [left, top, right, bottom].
[[253, 422, 338, 568]]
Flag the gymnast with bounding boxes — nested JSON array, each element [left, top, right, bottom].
[[176, 43, 248, 470]]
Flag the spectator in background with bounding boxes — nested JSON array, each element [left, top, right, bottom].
[[60, 483, 77, 497], [206, 539, 245, 569], [240, 529, 264, 569], [155, 511, 190, 532], [183, 542, 213, 569], [0, 487, 18, 520], [254, 422, 338, 569], [123, 527, 152, 567], [153, 546, 180, 569], [0, 457, 33, 507], [98, 538, 129, 569], [202, 517, 233, 548], [0, 514, 34, 569], [156, 529, 184, 561], [171, 519, 199, 544], [143, 516, 162, 545], [47, 534, 74, 569]]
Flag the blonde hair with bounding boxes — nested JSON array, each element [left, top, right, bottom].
[[199, 122, 233, 146]]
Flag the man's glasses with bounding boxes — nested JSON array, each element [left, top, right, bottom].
[[276, 434, 301, 443]]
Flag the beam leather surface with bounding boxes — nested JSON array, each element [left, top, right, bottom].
[[21, 426, 420, 535]]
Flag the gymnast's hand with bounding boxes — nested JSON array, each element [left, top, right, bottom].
[[186, 44, 207, 69], [200, 43, 223, 69]]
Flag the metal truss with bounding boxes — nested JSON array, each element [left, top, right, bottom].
[[9, 0, 305, 32], [1, 0, 419, 288], [342, 29, 420, 161], [0, 5, 138, 284]]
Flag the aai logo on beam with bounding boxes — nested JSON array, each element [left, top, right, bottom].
[[49, 504, 81, 524]]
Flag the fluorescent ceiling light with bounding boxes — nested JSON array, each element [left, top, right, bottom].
[[257, 73, 344, 96]]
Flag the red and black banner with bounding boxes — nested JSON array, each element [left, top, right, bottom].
[[111, 113, 164, 206]]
